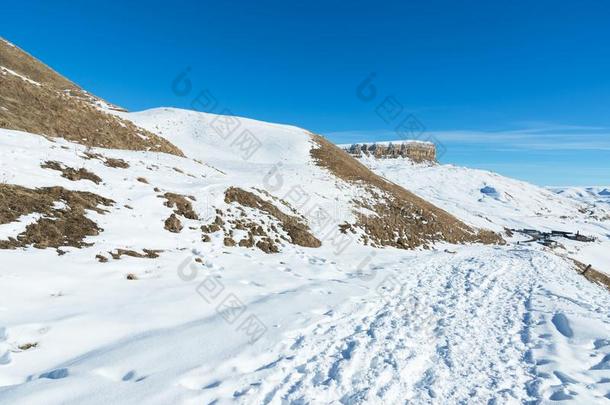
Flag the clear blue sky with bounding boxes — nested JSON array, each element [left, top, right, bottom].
[[3, 0, 609, 186]]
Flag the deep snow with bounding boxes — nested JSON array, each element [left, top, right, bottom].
[[0, 108, 609, 404]]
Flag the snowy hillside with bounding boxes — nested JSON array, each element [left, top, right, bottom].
[[1, 37, 609, 405], [1, 119, 609, 404], [357, 155, 610, 277], [549, 186, 610, 208]]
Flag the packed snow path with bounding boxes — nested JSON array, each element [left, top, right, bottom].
[[3, 247, 607, 404], [209, 248, 610, 404], [229, 249, 535, 404]]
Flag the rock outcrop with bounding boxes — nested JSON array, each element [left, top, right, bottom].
[[342, 141, 436, 163], [312, 135, 504, 249]]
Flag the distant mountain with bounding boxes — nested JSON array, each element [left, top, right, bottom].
[[340, 140, 436, 163], [549, 186, 610, 206]]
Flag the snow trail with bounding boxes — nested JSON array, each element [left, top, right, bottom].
[[190, 248, 549, 404], [1, 124, 609, 404]]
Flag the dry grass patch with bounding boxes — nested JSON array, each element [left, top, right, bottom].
[[0, 184, 113, 249], [104, 157, 130, 169], [223, 237, 236, 247], [224, 187, 321, 248], [0, 37, 78, 92], [200, 200, 310, 254], [0, 74, 184, 156], [95, 254, 109, 263], [164, 213, 183, 233], [0, 39, 184, 156], [107, 249, 162, 260], [160, 192, 198, 220], [572, 259, 610, 291], [310, 134, 503, 249], [41, 161, 102, 184], [83, 152, 130, 169]]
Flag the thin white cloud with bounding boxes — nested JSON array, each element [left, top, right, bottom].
[[325, 124, 610, 152]]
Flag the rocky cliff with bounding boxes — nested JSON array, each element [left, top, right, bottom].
[[341, 141, 436, 163]]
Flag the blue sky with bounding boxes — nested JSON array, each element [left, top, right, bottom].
[[3, 0, 609, 186]]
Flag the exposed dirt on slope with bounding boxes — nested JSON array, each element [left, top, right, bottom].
[[309, 134, 503, 249], [201, 211, 283, 254], [160, 192, 198, 220], [41, 161, 102, 184], [0, 37, 78, 93], [0, 73, 184, 156], [0, 184, 113, 249], [572, 259, 610, 292], [83, 152, 130, 169], [0, 38, 184, 157], [200, 190, 319, 254], [224, 187, 321, 248], [107, 249, 162, 260], [164, 213, 183, 233]]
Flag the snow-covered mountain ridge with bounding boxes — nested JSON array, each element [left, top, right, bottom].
[[0, 38, 609, 405]]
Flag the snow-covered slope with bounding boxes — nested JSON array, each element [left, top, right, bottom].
[[549, 186, 610, 208], [0, 40, 609, 403], [113, 108, 502, 250], [357, 156, 610, 277], [358, 157, 606, 232], [120, 108, 310, 165], [112, 108, 363, 244], [1, 116, 609, 404]]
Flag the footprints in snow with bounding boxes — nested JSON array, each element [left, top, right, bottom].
[[551, 313, 574, 338], [525, 298, 610, 402], [93, 367, 148, 383], [40, 368, 69, 380]]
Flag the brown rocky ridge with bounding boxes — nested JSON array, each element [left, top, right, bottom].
[[311, 134, 503, 249]]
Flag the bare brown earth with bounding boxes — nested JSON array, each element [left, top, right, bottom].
[[83, 152, 130, 169], [0, 38, 184, 156], [0, 184, 113, 249], [164, 213, 183, 233], [310, 134, 503, 249], [107, 249, 162, 260], [204, 207, 282, 253], [0, 37, 79, 93], [572, 259, 610, 292], [224, 187, 321, 248], [41, 161, 102, 184], [160, 192, 198, 220]]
